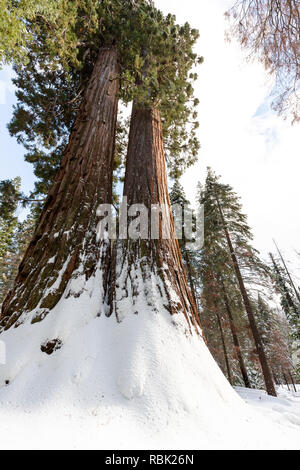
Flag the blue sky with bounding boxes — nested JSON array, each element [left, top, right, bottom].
[[0, 67, 36, 196]]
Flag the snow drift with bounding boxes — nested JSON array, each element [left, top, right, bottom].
[[0, 269, 299, 449]]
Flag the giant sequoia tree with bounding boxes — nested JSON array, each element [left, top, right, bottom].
[[109, 13, 201, 330], [111, 106, 200, 331], [0, 0, 152, 327], [1, 1, 201, 333], [1, 47, 120, 328]]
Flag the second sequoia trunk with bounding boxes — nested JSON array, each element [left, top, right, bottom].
[[110, 103, 200, 333], [1, 47, 119, 330]]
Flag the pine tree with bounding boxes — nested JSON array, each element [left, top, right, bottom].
[[0, 0, 56, 65], [0, 214, 36, 304], [0, 178, 37, 303], [194, 170, 297, 389], [273, 241, 300, 307], [8, 3, 201, 200], [169, 180, 199, 309], [0, 178, 20, 261], [200, 169, 277, 396], [255, 294, 294, 383], [270, 252, 300, 381], [200, 269, 234, 383], [219, 277, 251, 388]]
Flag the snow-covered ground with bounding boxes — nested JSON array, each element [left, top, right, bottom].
[[0, 271, 299, 450], [236, 386, 300, 433], [0, 383, 299, 451]]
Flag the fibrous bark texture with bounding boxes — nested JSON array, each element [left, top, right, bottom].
[[110, 103, 201, 333], [219, 278, 251, 388], [1, 47, 119, 330]]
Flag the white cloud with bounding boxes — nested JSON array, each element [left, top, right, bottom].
[[0, 81, 5, 104], [0, 66, 16, 104], [157, 0, 300, 275]]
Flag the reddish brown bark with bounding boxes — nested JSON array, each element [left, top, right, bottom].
[[219, 277, 251, 388], [270, 252, 299, 315], [185, 250, 198, 307], [216, 309, 233, 385], [216, 197, 277, 396], [282, 371, 291, 391], [289, 371, 297, 393], [1, 47, 119, 330], [272, 369, 280, 386], [110, 103, 200, 333], [274, 240, 300, 308]]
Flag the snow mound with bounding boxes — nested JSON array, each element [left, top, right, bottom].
[[0, 272, 299, 449]]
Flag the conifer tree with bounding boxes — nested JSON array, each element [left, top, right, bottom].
[[1, 0, 143, 326], [0, 0, 57, 65], [1, 46, 120, 329], [0, 178, 36, 303], [219, 277, 251, 388], [192, 171, 297, 389], [0, 178, 20, 261], [104, 9, 202, 329], [1, 2, 201, 332], [197, 239, 253, 386], [0, 214, 36, 304], [270, 254, 300, 333], [194, 177, 255, 387], [200, 169, 277, 396], [273, 241, 300, 307], [8, 2, 200, 200], [169, 180, 199, 308], [270, 253, 300, 381], [254, 294, 294, 382]]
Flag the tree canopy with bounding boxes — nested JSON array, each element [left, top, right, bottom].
[[6, 0, 202, 200]]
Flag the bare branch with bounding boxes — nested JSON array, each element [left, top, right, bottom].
[[226, 0, 300, 123]]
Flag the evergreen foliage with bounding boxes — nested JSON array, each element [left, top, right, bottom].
[[0, 178, 37, 303], [175, 169, 297, 389], [7, 0, 202, 200], [270, 253, 300, 380], [1, 1, 298, 390], [0, 214, 36, 304], [0, 178, 21, 260]]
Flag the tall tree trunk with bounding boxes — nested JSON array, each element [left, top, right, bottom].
[[1, 47, 119, 330], [184, 250, 198, 307], [110, 103, 200, 333], [273, 240, 300, 307], [270, 253, 299, 316], [216, 309, 233, 385], [272, 369, 280, 386], [216, 197, 277, 396], [289, 371, 297, 392], [219, 277, 251, 388], [282, 371, 291, 391]]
